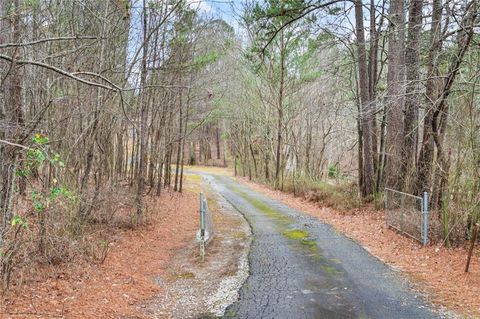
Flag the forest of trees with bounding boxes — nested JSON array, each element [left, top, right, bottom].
[[0, 0, 235, 287], [224, 0, 480, 245], [0, 0, 479, 290]]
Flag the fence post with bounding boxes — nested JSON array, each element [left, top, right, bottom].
[[199, 192, 205, 261], [400, 192, 405, 232], [200, 192, 205, 238], [422, 191, 429, 246], [384, 191, 388, 227]]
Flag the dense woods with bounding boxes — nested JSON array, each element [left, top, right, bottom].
[[225, 0, 480, 245], [0, 0, 480, 293], [0, 0, 233, 288]]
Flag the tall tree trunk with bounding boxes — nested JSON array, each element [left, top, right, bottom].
[[384, 0, 406, 190], [354, 0, 375, 197], [368, 0, 379, 174], [415, 0, 443, 194], [402, 0, 423, 192]]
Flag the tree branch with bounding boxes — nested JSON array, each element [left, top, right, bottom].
[[260, 0, 348, 55], [0, 54, 119, 91], [0, 36, 98, 49], [0, 139, 31, 150]]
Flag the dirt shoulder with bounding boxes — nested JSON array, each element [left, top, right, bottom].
[[236, 176, 480, 318], [143, 173, 250, 318]]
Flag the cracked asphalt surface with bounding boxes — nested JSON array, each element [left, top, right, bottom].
[[199, 173, 444, 319]]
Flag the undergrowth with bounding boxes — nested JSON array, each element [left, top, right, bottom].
[[273, 175, 360, 210], [0, 134, 154, 293]]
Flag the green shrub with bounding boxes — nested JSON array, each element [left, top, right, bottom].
[[327, 164, 339, 179]]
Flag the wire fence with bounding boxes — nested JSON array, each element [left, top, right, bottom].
[[385, 188, 429, 245], [198, 192, 214, 261]]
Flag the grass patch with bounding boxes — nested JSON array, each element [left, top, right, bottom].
[[234, 231, 248, 240], [224, 308, 237, 317], [183, 165, 232, 176], [176, 272, 195, 279], [185, 174, 202, 182], [182, 174, 203, 193], [280, 175, 360, 210]]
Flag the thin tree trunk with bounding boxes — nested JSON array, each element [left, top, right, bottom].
[[250, 144, 258, 178], [274, 30, 286, 187], [179, 101, 189, 193], [174, 90, 183, 192], [216, 123, 221, 160], [431, 6, 477, 208], [136, 1, 149, 217], [0, 0, 24, 246], [78, 0, 109, 219]]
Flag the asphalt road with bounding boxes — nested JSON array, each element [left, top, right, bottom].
[[200, 173, 444, 319]]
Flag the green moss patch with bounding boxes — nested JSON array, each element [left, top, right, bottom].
[[283, 229, 319, 254], [230, 186, 291, 225], [322, 265, 339, 274], [251, 199, 291, 224], [230, 185, 322, 255], [283, 229, 309, 240]]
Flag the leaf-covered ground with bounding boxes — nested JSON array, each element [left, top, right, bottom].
[[3, 190, 199, 318]]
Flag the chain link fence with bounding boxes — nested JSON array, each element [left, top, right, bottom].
[[385, 188, 429, 245], [198, 192, 214, 261]]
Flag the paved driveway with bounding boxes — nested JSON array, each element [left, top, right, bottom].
[[198, 173, 443, 319]]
